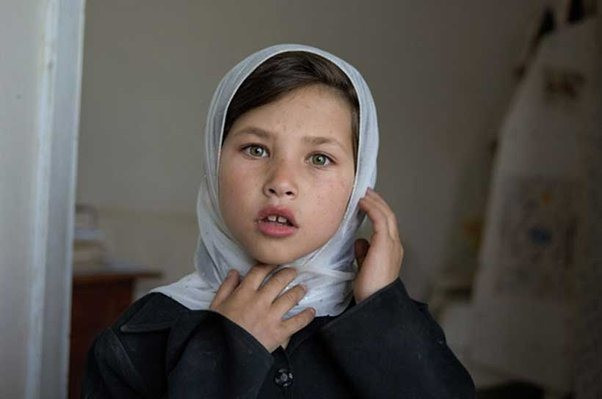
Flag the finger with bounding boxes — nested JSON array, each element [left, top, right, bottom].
[[271, 284, 307, 315], [259, 267, 298, 301], [365, 189, 399, 238], [354, 238, 370, 268], [363, 191, 399, 240], [210, 269, 239, 309], [241, 264, 279, 290], [359, 195, 392, 237], [359, 197, 405, 267], [281, 307, 316, 336]]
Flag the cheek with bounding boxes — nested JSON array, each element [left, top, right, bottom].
[[218, 162, 251, 218], [219, 171, 240, 199], [219, 159, 254, 199], [310, 174, 354, 222]]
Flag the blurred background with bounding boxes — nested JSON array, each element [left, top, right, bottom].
[[77, 0, 538, 300], [1, 0, 600, 398]]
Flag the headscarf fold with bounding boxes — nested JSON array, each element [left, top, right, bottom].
[[151, 43, 379, 317]]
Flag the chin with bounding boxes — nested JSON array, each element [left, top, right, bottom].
[[249, 246, 305, 266], [252, 253, 297, 266]]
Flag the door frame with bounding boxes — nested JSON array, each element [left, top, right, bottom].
[[28, 0, 86, 397]]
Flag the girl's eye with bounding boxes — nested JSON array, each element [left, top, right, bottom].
[[309, 153, 332, 167], [243, 144, 268, 158]]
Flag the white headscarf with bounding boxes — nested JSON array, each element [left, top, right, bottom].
[[151, 43, 379, 317]]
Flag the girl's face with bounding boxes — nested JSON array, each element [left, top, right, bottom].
[[219, 84, 356, 265]]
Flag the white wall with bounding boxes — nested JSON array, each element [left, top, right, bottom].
[[77, 0, 545, 299]]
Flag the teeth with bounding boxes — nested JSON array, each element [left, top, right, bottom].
[[265, 215, 290, 225]]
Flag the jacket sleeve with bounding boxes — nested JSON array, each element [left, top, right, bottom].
[[82, 296, 274, 399], [319, 278, 476, 399], [82, 329, 154, 399], [166, 310, 274, 399]]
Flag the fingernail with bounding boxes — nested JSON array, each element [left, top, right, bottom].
[[227, 269, 235, 277]]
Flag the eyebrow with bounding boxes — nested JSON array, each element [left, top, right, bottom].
[[232, 127, 270, 140], [232, 127, 347, 151]]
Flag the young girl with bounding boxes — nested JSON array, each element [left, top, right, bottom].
[[83, 44, 475, 398]]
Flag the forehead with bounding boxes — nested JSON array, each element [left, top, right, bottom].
[[228, 85, 353, 140]]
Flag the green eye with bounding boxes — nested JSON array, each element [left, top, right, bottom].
[[310, 154, 331, 166], [244, 145, 267, 157]]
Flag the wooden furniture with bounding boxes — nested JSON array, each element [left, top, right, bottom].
[[69, 268, 160, 399]]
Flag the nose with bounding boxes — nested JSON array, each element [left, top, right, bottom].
[[263, 159, 298, 199]]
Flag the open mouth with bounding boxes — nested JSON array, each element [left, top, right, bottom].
[[257, 206, 298, 227], [256, 207, 298, 237], [261, 215, 295, 226]]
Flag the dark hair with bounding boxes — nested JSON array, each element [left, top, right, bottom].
[[223, 51, 359, 165]]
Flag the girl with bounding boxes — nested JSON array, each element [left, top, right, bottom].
[[83, 44, 475, 398]]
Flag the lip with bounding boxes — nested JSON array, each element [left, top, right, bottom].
[[256, 205, 299, 238], [257, 206, 298, 227]]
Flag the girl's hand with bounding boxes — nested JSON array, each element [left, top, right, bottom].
[[209, 265, 315, 353], [353, 188, 404, 303]]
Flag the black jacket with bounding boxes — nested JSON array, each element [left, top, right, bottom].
[[82, 278, 475, 398]]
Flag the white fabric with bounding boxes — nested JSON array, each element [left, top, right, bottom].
[[151, 43, 379, 317]]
